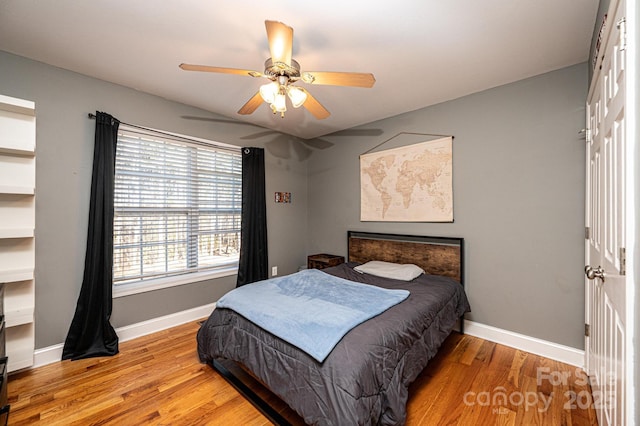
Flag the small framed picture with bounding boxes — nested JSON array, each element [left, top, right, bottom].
[[275, 192, 291, 203]]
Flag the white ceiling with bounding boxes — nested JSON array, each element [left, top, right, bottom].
[[0, 1, 598, 140]]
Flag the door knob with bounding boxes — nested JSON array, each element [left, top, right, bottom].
[[585, 265, 606, 282]]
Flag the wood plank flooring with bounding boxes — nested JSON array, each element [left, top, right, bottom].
[[8, 321, 597, 425]]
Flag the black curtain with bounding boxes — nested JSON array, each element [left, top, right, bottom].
[[62, 111, 120, 360], [236, 147, 268, 287]]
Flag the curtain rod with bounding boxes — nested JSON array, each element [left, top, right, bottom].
[[87, 113, 240, 152]]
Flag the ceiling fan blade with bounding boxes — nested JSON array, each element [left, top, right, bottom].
[[238, 92, 264, 115], [301, 71, 375, 88], [265, 20, 293, 66], [179, 63, 262, 78], [301, 89, 330, 120]]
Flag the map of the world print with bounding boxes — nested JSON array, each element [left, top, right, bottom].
[[360, 137, 453, 222]]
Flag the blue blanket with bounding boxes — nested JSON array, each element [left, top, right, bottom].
[[215, 269, 410, 362]]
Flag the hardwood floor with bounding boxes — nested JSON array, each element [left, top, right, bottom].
[[8, 321, 597, 425]]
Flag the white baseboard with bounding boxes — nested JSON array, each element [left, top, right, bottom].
[[33, 303, 216, 369], [33, 308, 583, 371], [463, 320, 585, 368]]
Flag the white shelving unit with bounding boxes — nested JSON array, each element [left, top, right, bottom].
[[0, 94, 35, 372]]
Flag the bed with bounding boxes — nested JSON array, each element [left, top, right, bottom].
[[197, 231, 471, 425]]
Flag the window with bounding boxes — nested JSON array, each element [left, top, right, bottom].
[[112, 126, 242, 294]]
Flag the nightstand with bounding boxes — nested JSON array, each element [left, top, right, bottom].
[[307, 254, 345, 270]]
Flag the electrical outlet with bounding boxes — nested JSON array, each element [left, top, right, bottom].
[[272, 266, 278, 276]]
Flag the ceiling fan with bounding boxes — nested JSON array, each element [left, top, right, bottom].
[[179, 20, 375, 119]]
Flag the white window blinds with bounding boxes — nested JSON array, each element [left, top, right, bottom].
[[113, 127, 242, 286]]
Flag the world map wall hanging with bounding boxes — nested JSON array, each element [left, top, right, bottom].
[[360, 136, 453, 222]]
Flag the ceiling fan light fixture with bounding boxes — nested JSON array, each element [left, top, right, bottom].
[[259, 82, 279, 104], [287, 86, 307, 108], [271, 92, 287, 117]]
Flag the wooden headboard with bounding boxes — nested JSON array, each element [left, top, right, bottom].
[[347, 231, 464, 284]]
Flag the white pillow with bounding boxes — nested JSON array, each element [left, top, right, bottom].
[[353, 261, 424, 281]]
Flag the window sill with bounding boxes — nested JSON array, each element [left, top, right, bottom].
[[112, 266, 238, 298]]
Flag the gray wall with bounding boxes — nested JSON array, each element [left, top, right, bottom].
[[0, 51, 309, 348], [307, 63, 588, 349]]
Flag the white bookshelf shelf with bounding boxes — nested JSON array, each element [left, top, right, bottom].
[[5, 323, 35, 372], [0, 268, 34, 284], [0, 185, 34, 195], [0, 146, 35, 157], [0, 228, 34, 239], [0, 94, 35, 372], [4, 279, 34, 327], [0, 95, 35, 116], [5, 306, 34, 328], [0, 194, 35, 230]]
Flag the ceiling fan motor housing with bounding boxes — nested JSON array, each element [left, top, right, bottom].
[[264, 58, 301, 81]]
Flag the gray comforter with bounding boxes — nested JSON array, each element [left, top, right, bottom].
[[197, 263, 471, 425]]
